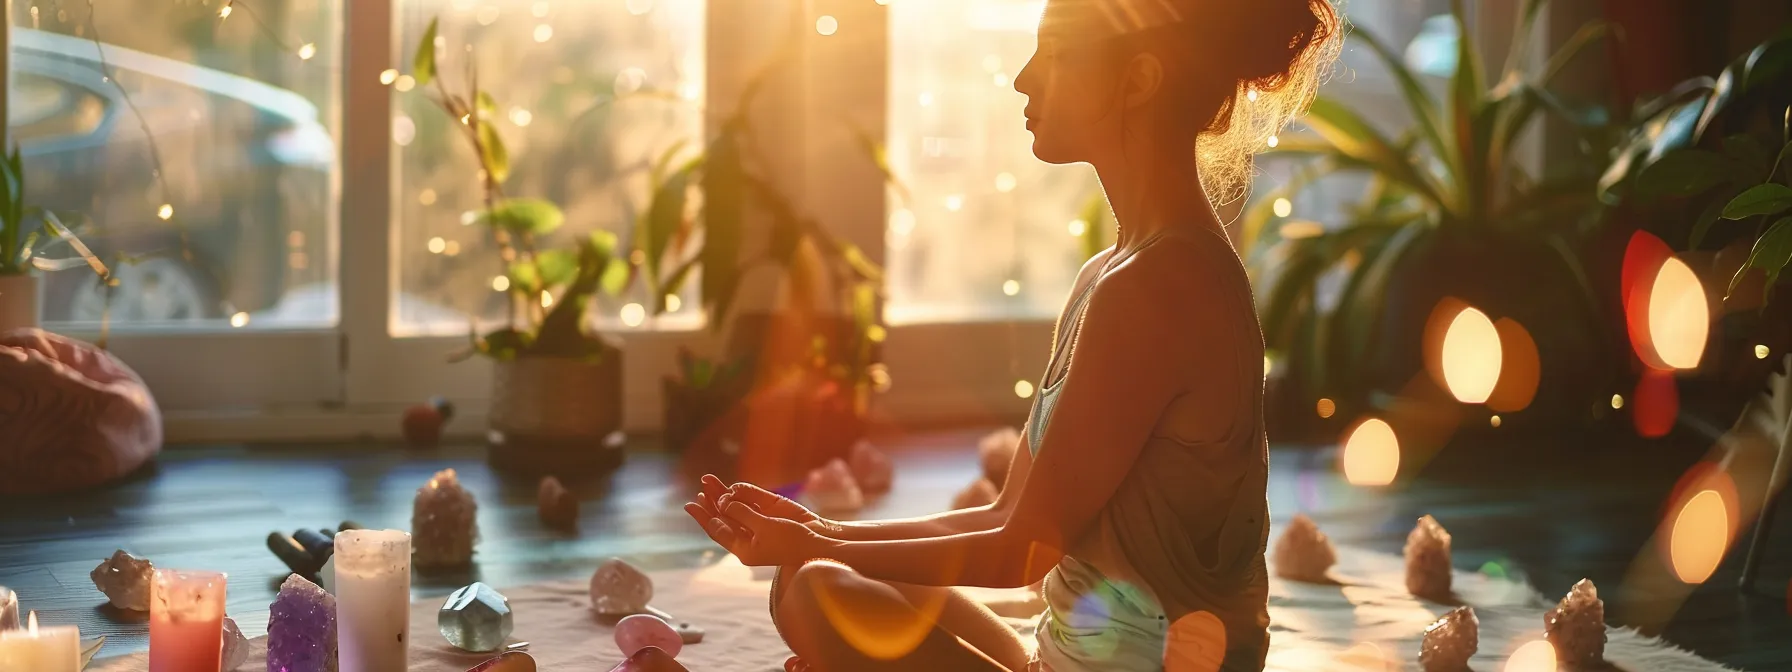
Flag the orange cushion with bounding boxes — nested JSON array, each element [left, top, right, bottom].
[[0, 329, 162, 495]]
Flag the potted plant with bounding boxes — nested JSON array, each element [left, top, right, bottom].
[[1242, 0, 1621, 434], [410, 18, 633, 474], [634, 60, 897, 484], [0, 145, 108, 332]]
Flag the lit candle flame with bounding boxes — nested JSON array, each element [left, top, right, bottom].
[[27, 610, 37, 633]]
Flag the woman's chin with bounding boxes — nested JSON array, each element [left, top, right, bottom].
[[1029, 141, 1080, 165]]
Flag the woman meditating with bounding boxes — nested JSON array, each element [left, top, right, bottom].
[[686, 0, 1340, 669]]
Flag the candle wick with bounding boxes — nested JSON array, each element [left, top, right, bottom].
[[26, 610, 37, 634]]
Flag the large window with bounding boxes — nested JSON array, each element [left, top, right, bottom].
[[15, 0, 340, 330], [393, 0, 704, 335]]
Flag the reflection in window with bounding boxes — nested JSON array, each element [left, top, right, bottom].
[[14, 1, 340, 329], [394, 0, 704, 336], [886, 0, 1095, 324], [887, 0, 1452, 323]]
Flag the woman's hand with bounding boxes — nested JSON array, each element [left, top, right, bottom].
[[684, 500, 828, 567], [693, 474, 819, 524]]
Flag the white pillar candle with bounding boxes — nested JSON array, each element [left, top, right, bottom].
[[334, 529, 411, 672], [0, 612, 80, 672]]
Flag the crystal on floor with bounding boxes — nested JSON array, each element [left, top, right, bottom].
[[439, 582, 514, 653]]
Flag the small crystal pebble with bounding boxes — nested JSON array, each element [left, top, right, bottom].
[[1404, 515, 1454, 599], [615, 614, 684, 659], [267, 574, 337, 672], [951, 478, 999, 510], [413, 468, 479, 568], [467, 651, 537, 672], [979, 427, 1020, 487], [1545, 578, 1607, 666], [220, 616, 248, 671], [90, 549, 154, 611], [440, 582, 515, 653], [1272, 514, 1337, 583], [590, 558, 654, 615], [846, 441, 893, 495], [537, 476, 578, 529], [802, 459, 865, 513], [1419, 607, 1478, 672]]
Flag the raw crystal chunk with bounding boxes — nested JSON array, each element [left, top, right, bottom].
[[614, 614, 683, 659], [1404, 515, 1453, 599], [847, 441, 893, 495], [590, 558, 654, 615], [1419, 607, 1478, 672], [413, 469, 479, 568], [467, 651, 536, 672], [802, 459, 865, 513], [221, 616, 248, 671], [607, 646, 687, 672], [537, 476, 579, 529], [439, 582, 514, 652], [90, 549, 154, 611], [979, 427, 1021, 487], [1272, 514, 1337, 583], [951, 478, 999, 510], [1545, 578, 1606, 666], [267, 574, 338, 672]]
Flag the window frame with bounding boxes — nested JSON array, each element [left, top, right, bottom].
[[55, 0, 1541, 443]]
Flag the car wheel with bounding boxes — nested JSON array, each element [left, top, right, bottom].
[[65, 257, 223, 323]]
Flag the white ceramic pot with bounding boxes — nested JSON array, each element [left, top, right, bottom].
[[0, 273, 39, 332]]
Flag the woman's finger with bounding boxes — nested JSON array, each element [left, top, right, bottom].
[[725, 500, 776, 534], [696, 492, 720, 519]]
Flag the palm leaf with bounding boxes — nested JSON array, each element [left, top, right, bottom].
[[1449, 0, 1487, 216], [1302, 98, 1445, 207], [1353, 29, 1453, 184]]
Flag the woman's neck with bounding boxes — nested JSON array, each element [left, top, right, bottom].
[[1093, 139, 1226, 251]]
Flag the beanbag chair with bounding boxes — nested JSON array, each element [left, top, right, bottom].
[[0, 329, 162, 495]]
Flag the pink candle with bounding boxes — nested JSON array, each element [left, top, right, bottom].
[[148, 569, 227, 672]]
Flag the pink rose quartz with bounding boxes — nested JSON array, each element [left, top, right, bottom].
[[1404, 515, 1453, 599], [846, 441, 893, 495], [614, 614, 683, 659], [802, 459, 864, 513], [1272, 514, 1337, 583]]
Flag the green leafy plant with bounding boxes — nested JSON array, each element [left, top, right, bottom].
[[1602, 32, 1792, 304], [407, 17, 631, 363], [0, 144, 108, 279], [1239, 0, 1618, 415]]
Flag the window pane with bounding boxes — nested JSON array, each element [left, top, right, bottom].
[[886, 0, 1452, 323], [16, 1, 341, 330], [886, 0, 1093, 324], [393, 0, 704, 336]]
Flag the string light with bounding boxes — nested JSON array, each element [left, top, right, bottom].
[[418, 188, 438, 205], [157, 204, 174, 220], [995, 172, 1017, 192], [427, 237, 446, 254], [394, 75, 416, 92], [1246, 89, 1259, 102], [1756, 344, 1771, 360], [621, 303, 647, 327], [665, 295, 682, 312], [380, 69, 399, 85], [541, 292, 554, 308], [1014, 380, 1036, 399], [1266, 135, 1280, 148], [509, 107, 533, 127], [533, 24, 553, 42], [816, 15, 839, 36], [945, 195, 964, 212], [461, 211, 479, 226], [443, 241, 461, 256], [1003, 279, 1021, 296], [492, 276, 510, 292], [993, 72, 1010, 88], [1611, 394, 1625, 410], [1273, 198, 1292, 218], [1068, 219, 1087, 236], [218, 5, 232, 19], [1316, 398, 1336, 418], [298, 43, 316, 60], [230, 312, 250, 328], [1490, 415, 1502, 428]]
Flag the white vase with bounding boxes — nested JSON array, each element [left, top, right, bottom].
[[0, 273, 38, 332]]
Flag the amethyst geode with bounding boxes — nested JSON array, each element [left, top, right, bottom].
[[268, 574, 338, 672]]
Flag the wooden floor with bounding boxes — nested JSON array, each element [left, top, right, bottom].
[[1, 427, 1788, 670]]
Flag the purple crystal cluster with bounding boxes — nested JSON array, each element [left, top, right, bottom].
[[268, 574, 338, 672]]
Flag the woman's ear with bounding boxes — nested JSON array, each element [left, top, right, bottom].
[[1121, 52, 1166, 109]]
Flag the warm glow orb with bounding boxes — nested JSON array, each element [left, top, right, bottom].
[[229, 312, 250, 328], [1670, 489, 1729, 585], [298, 43, 317, 60], [1014, 380, 1035, 399], [1315, 398, 1335, 418], [1756, 344, 1771, 360], [1068, 219, 1087, 236], [816, 15, 839, 36], [1648, 258, 1708, 369], [491, 276, 509, 292], [1164, 611, 1226, 672], [665, 294, 682, 312], [1272, 198, 1292, 218], [620, 303, 647, 327], [1490, 415, 1501, 428], [1505, 639, 1557, 672], [1003, 280, 1021, 296], [1441, 307, 1502, 404], [1341, 418, 1399, 486]]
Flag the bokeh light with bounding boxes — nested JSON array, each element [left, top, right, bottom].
[[811, 561, 956, 661], [1669, 489, 1730, 584], [1272, 198, 1293, 218], [620, 303, 647, 327], [816, 15, 839, 36], [1505, 639, 1558, 672], [1487, 318, 1540, 413], [1015, 380, 1035, 399], [1164, 611, 1226, 672], [1315, 398, 1336, 418], [1648, 258, 1709, 369], [1336, 642, 1394, 670], [1341, 417, 1399, 486], [1756, 344, 1771, 360], [1440, 305, 1502, 403]]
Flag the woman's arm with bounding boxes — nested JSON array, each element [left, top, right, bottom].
[[812, 438, 1036, 542]]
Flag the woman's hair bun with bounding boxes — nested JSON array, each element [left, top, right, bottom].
[[1231, 0, 1343, 90]]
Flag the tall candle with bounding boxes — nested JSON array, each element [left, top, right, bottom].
[[0, 612, 80, 672], [335, 529, 411, 672], [148, 569, 227, 672]]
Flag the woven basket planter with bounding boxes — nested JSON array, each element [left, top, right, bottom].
[[487, 342, 625, 476]]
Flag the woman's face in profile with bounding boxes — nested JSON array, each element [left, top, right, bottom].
[[1014, 1, 1130, 165]]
